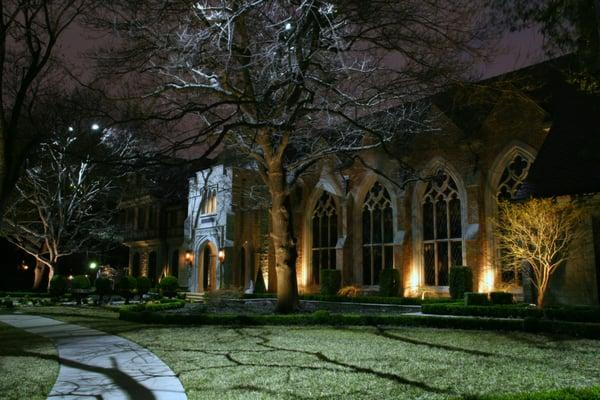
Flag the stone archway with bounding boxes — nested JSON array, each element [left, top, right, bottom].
[[198, 241, 218, 292]]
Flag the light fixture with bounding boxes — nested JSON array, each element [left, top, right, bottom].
[[68, 126, 74, 132], [285, 22, 292, 30], [218, 249, 225, 263], [185, 250, 193, 262], [68, 275, 74, 280], [91, 123, 100, 131], [89, 262, 98, 270]]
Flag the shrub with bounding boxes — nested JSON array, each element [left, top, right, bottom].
[[1, 298, 14, 308], [71, 275, 91, 305], [118, 275, 137, 304], [449, 266, 473, 300], [159, 276, 179, 298], [254, 269, 267, 293], [49, 275, 68, 297], [94, 277, 112, 304], [337, 286, 362, 297], [136, 276, 151, 296], [320, 269, 341, 296], [379, 268, 400, 297], [465, 292, 488, 306], [71, 275, 91, 290], [543, 305, 600, 323], [422, 303, 542, 319], [490, 291, 513, 305]]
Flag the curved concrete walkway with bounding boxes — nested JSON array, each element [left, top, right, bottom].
[[0, 313, 186, 400]]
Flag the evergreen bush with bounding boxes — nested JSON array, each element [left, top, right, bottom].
[[449, 266, 473, 299], [71, 275, 91, 290], [490, 291, 513, 305], [464, 292, 488, 306], [254, 269, 267, 293], [71, 275, 91, 305], [379, 268, 400, 297], [159, 276, 179, 298], [94, 277, 112, 304], [320, 269, 341, 295], [136, 276, 151, 297], [118, 275, 137, 304], [49, 275, 68, 297]]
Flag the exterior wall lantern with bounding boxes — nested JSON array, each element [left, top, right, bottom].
[[218, 249, 226, 263], [185, 250, 193, 263]]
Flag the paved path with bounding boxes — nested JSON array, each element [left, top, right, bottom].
[[0, 313, 186, 400]]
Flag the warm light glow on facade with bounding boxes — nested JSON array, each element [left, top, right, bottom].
[[479, 268, 495, 292], [218, 249, 225, 262]]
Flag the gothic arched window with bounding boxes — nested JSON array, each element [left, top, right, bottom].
[[311, 193, 337, 284], [496, 152, 533, 282], [362, 182, 394, 285], [422, 170, 463, 286], [201, 188, 217, 215]]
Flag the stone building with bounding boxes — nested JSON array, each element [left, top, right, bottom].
[[120, 170, 189, 286], [181, 61, 600, 305]]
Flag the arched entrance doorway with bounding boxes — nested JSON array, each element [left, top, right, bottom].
[[198, 242, 217, 292]]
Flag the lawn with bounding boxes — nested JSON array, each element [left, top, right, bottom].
[[0, 320, 59, 400], [15, 306, 600, 400]]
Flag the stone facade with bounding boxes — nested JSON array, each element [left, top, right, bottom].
[[184, 89, 600, 306]]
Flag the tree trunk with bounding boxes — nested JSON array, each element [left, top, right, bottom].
[[537, 289, 546, 309], [267, 160, 299, 313], [32, 261, 46, 289], [46, 265, 55, 291]]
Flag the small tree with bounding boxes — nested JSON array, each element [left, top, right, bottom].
[[494, 198, 584, 308]]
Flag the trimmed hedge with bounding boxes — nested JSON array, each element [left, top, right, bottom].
[[422, 303, 543, 319], [123, 298, 185, 313], [422, 303, 600, 324], [320, 269, 341, 296], [543, 306, 600, 323], [449, 266, 473, 300], [379, 268, 400, 297], [465, 292, 488, 306], [118, 309, 600, 339], [461, 386, 600, 400], [243, 293, 457, 306], [490, 292, 513, 305]]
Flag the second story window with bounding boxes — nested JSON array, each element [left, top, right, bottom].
[[201, 188, 217, 215]]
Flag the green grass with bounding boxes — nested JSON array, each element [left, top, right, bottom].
[[21, 306, 600, 400], [0, 320, 59, 400]]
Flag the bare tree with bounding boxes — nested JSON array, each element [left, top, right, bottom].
[[0, 1, 99, 221], [494, 198, 584, 308], [97, 0, 490, 311], [1, 122, 133, 290]]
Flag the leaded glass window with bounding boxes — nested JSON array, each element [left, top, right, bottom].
[[422, 170, 463, 286], [362, 182, 394, 285], [201, 188, 217, 215], [311, 193, 338, 284], [497, 153, 533, 283]]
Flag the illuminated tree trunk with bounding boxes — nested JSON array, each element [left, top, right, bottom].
[[266, 158, 298, 313], [32, 260, 46, 289]]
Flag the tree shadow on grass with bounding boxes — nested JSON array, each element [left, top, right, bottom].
[[3, 348, 157, 400], [232, 328, 454, 396], [372, 327, 499, 357]]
